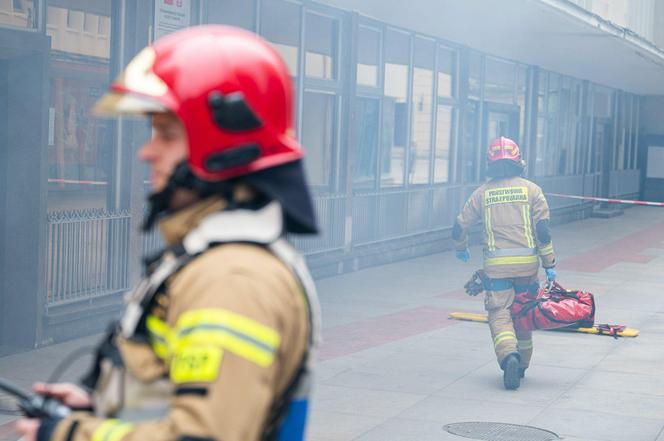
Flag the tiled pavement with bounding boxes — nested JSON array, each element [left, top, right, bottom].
[[2, 206, 664, 440]]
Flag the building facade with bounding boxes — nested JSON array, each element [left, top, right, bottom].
[[1, 0, 663, 350]]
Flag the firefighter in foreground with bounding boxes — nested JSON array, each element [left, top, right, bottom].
[[16, 25, 321, 441], [453, 137, 556, 390]]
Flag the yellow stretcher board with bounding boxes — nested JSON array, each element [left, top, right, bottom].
[[448, 312, 639, 338]]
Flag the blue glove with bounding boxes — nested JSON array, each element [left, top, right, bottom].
[[456, 249, 470, 263], [545, 268, 556, 282]]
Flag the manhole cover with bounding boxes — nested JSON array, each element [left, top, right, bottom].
[[444, 422, 560, 441]]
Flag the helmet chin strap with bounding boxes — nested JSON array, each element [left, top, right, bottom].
[[143, 161, 237, 231], [143, 161, 198, 231]]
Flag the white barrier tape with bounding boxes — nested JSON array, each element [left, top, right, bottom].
[[546, 193, 664, 207]]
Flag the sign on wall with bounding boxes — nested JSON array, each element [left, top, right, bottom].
[[154, 0, 191, 40], [646, 146, 664, 179]]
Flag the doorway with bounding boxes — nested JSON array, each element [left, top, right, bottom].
[[482, 103, 520, 180]]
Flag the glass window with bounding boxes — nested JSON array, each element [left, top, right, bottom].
[[557, 78, 571, 175], [537, 72, 546, 112], [83, 13, 96, 33], [305, 13, 338, 80], [516, 66, 528, 144], [98, 15, 110, 35], [535, 116, 548, 177], [619, 93, 634, 171], [434, 105, 453, 183], [632, 96, 640, 170], [66, 9, 83, 30], [409, 38, 434, 185], [0, 0, 36, 28], [485, 57, 515, 104], [381, 29, 409, 187], [301, 92, 336, 188], [468, 52, 482, 100], [206, 0, 256, 30], [47, 6, 111, 58], [261, 0, 300, 76], [353, 98, 380, 189], [47, 2, 114, 211], [623, 94, 633, 170], [592, 86, 612, 119], [547, 73, 560, 114], [463, 102, 479, 182], [437, 45, 456, 98], [571, 80, 584, 175], [357, 26, 380, 87]]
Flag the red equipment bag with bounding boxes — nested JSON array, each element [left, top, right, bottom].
[[511, 282, 595, 331]]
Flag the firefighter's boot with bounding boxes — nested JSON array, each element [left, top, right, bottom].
[[501, 353, 521, 390]]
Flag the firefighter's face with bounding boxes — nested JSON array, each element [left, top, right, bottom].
[[138, 112, 189, 192]]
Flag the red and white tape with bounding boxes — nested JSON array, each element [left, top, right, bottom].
[[48, 178, 108, 186], [546, 193, 664, 207]]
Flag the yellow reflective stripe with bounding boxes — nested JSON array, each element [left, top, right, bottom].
[[494, 331, 516, 342], [518, 339, 533, 350], [485, 255, 540, 266], [538, 243, 554, 256], [176, 309, 281, 368], [146, 315, 173, 359], [494, 331, 517, 347], [522, 205, 535, 248], [177, 330, 274, 367], [177, 309, 280, 348], [92, 420, 134, 441], [485, 208, 496, 251]]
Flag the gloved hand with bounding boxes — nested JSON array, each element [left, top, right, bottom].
[[545, 268, 556, 282], [456, 249, 470, 263]]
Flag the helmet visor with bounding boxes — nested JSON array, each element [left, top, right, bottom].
[[93, 46, 171, 116]]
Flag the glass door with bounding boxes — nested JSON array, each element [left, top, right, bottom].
[[482, 103, 520, 179]]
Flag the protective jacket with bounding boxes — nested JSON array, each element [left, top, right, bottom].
[[46, 197, 320, 441], [453, 176, 556, 279]]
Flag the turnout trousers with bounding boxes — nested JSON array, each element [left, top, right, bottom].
[[484, 276, 538, 369]]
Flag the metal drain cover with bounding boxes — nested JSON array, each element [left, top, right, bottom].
[[444, 422, 560, 441]]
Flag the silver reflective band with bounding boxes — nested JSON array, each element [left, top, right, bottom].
[[484, 248, 537, 258]]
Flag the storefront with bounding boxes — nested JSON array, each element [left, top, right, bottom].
[[0, 0, 661, 349]]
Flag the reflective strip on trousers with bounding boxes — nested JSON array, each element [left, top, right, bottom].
[[494, 331, 517, 347], [518, 339, 533, 350]]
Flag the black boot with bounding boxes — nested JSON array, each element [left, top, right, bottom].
[[501, 353, 521, 390]]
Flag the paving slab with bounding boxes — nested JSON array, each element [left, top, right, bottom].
[[551, 386, 664, 420], [527, 408, 664, 441], [312, 384, 425, 419], [307, 410, 385, 441], [434, 363, 587, 407], [354, 418, 475, 441], [397, 395, 546, 425]]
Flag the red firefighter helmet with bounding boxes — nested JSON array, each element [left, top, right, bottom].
[[487, 137, 522, 164], [94, 25, 317, 233], [94, 25, 302, 181]]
